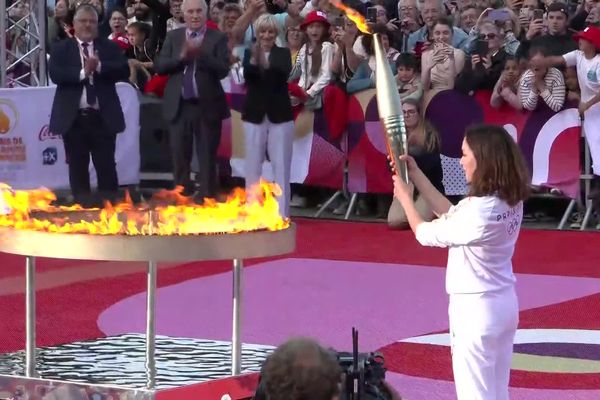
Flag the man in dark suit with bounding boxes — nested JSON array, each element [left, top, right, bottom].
[[154, 0, 230, 199], [49, 4, 129, 205]]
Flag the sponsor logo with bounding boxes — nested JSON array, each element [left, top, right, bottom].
[[0, 99, 19, 135], [39, 125, 60, 141], [42, 147, 58, 165]]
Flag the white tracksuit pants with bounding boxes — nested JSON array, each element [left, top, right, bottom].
[[243, 118, 294, 218], [449, 286, 519, 400]]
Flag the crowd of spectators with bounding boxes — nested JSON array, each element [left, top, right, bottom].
[[5, 0, 600, 226]]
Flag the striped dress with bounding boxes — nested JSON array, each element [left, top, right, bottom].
[[518, 67, 566, 112]]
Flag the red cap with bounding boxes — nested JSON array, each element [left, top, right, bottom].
[[112, 33, 131, 50], [574, 25, 600, 51], [300, 10, 330, 30]]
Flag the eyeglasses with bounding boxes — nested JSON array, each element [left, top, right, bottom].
[[478, 33, 497, 40]]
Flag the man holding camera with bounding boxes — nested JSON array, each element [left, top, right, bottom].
[[254, 337, 403, 400]]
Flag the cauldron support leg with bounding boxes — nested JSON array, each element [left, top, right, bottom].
[[146, 261, 157, 389], [231, 258, 243, 375], [25, 256, 36, 377]]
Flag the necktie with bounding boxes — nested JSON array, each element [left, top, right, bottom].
[[81, 42, 97, 107], [182, 31, 199, 100]]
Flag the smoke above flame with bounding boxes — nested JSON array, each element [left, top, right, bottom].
[[330, 0, 372, 34], [0, 181, 289, 235]]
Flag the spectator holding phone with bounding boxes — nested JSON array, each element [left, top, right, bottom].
[[464, 7, 520, 55], [519, 47, 566, 111], [421, 17, 466, 93], [371, 4, 405, 53], [491, 55, 523, 109], [396, 0, 421, 52], [456, 21, 508, 94], [331, 16, 361, 86], [519, 2, 576, 58], [406, 0, 469, 54], [347, 24, 398, 94], [569, 0, 599, 31], [518, 0, 544, 37]]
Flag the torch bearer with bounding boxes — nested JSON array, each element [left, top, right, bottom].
[[373, 33, 409, 184]]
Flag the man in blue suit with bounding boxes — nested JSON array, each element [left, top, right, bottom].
[[49, 4, 129, 204]]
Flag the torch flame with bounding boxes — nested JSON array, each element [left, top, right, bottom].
[[0, 181, 289, 235], [330, 0, 372, 34]]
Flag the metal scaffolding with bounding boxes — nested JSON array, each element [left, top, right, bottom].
[[0, 0, 47, 87]]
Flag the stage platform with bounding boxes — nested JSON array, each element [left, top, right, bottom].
[[0, 219, 599, 399]]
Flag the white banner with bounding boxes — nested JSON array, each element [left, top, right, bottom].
[[0, 83, 140, 190]]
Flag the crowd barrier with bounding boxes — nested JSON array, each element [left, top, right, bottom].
[[220, 75, 582, 199], [0, 83, 140, 189], [0, 79, 581, 200]]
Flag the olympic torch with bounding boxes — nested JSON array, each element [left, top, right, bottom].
[[373, 33, 409, 184]]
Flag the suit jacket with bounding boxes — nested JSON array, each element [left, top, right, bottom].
[[154, 27, 230, 122], [241, 45, 293, 124], [48, 37, 130, 136]]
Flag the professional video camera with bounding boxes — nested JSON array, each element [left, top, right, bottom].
[[338, 327, 392, 400], [252, 328, 393, 400]]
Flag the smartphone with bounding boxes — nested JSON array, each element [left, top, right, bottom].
[[475, 39, 489, 57], [489, 9, 511, 21], [533, 9, 544, 21], [334, 16, 344, 27], [414, 41, 425, 57], [367, 7, 377, 23]]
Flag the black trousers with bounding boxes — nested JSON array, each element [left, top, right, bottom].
[[62, 109, 118, 202], [169, 100, 222, 198]]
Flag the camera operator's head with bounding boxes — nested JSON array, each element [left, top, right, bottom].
[[261, 337, 342, 400]]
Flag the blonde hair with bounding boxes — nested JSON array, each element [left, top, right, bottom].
[[254, 13, 279, 36], [403, 98, 441, 153]]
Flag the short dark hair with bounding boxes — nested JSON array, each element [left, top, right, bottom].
[[128, 21, 151, 38], [547, 2, 569, 17], [465, 124, 530, 206], [396, 53, 418, 70], [434, 16, 453, 31], [528, 46, 548, 59], [261, 338, 342, 400]]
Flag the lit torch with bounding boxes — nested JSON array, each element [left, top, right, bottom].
[[373, 33, 409, 183], [331, 2, 409, 183]]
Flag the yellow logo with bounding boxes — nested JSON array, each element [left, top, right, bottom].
[[0, 99, 19, 134]]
